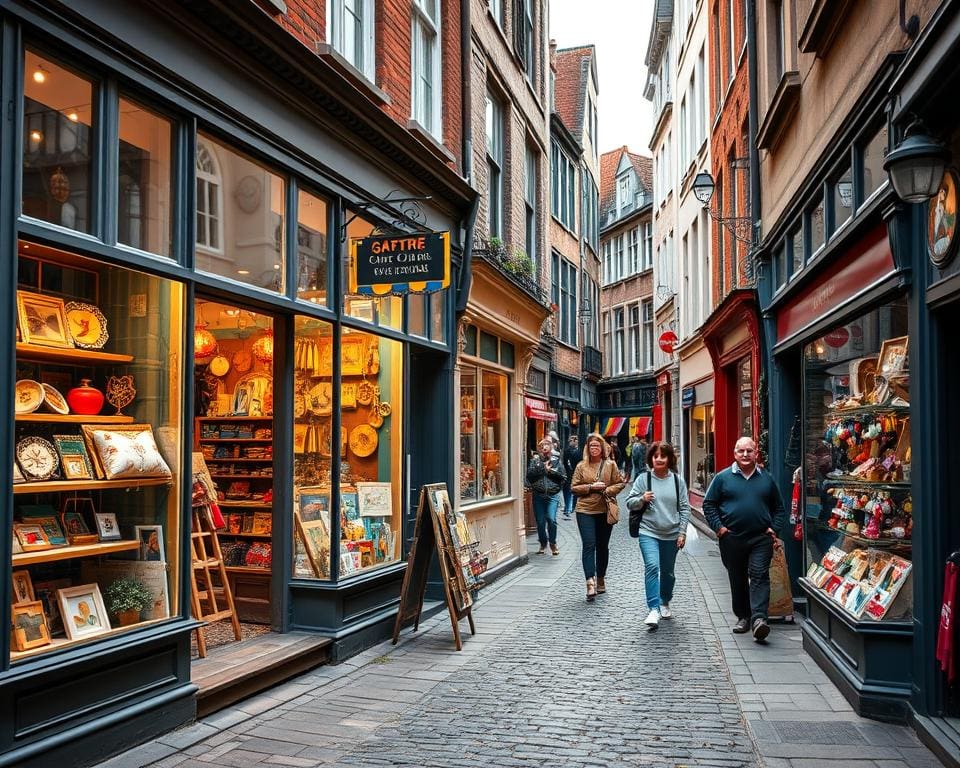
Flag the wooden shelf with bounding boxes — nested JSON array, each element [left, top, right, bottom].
[[14, 477, 172, 495], [204, 458, 272, 463], [219, 532, 273, 539], [196, 416, 273, 422], [17, 342, 134, 365], [13, 539, 140, 566], [217, 501, 272, 508], [211, 474, 272, 480], [10, 617, 168, 662], [198, 439, 272, 443], [16, 413, 134, 424], [224, 566, 271, 574]]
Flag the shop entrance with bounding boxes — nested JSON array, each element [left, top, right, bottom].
[[192, 298, 276, 656]]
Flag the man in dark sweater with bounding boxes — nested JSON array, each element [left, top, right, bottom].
[[702, 436, 787, 642]]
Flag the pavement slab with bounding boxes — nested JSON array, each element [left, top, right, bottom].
[[95, 494, 941, 768]]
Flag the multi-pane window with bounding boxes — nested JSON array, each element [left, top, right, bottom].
[[629, 227, 639, 274], [550, 141, 577, 230], [602, 240, 611, 284], [583, 175, 599, 251], [613, 307, 625, 375], [772, 0, 785, 83], [642, 300, 654, 369], [861, 125, 888, 203], [516, 0, 535, 82], [809, 197, 825, 254], [791, 226, 803, 277], [833, 165, 853, 233], [602, 311, 612, 376], [490, 0, 503, 27], [486, 92, 504, 238], [629, 303, 641, 372], [679, 98, 688, 169], [617, 173, 631, 215], [642, 222, 653, 270], [329, 0, 374, 79], [524, 145, 538, 274], [727, 0, 735, 82], [559, 258, 577, 345], [195, 142, 221, 253], [616, 234, 625, 279], [412, 0, 441, 137]]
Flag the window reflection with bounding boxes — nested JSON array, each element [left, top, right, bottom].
[[22, 51, 93, 233], [343, 211, 403, 330], [296, 190, 329, 306]]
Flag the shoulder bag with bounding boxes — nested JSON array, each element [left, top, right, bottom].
[[628, 470, 681, 538], [603, 461, 620, 525]]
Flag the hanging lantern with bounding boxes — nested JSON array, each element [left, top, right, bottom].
[[194, 323, 217, 361], [49, 166, 70, 204], [252, 329, 274, 365]]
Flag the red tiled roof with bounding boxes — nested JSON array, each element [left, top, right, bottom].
[[554, 46, 595, 136], [628, 152, 653, 193], [599, 146, 652, 223]]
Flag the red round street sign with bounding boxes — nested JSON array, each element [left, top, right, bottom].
[[824, 328, 849, 348], [658, 331, 679, 354]]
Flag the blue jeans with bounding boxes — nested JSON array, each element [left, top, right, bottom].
[[576, 512, 613, 579], [562, 485, 573, 514], [638, 534, 680, 610], [532, 493, 560, 546]]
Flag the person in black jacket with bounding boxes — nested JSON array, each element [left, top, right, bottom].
[[703, 436, 787, 642], [527, 437, 566, 555], [561, 435, 580, 519]]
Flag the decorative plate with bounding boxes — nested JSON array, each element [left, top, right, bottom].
[[65, 302, 108, 349], [14, 379, 43, 414], [349, 424, 378, 458], [209, 355, 230, 377], [233, 348, 253, 374], [378, 401, 392, 418], [368, 408, 383, 429], [357, 380, 374, 406], [15, 436, 59, 481], [41, 383, 70, 414], [307, 383, 332, 416]]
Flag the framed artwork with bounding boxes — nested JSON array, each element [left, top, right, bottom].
[[53, 434, 95, 480], [878, 336, 909, 378], [14, 523, 51, 552], [252, 511, 272, 535], [341, 335, 365, 376], [12, 569, 35, 604], [61, 508, 97, 545], [58, 583, 111, 641], [80, 561, 169, 622], [297, 487, 330, 524], [33, 578, 72, 637], [295, 511, 330, 579], [12, 531, 23, 555], [341, 489, 359, 521], [357, 482, 392, 518], [293, 423, 309, 454], [341, 382, 357, 409], [134, 525, 164, 562], [11, 601, 51, 652], [16, 290, 74, 348], [929, 167, 959, 268], [64, 301, 109, 349], [20, 515, 68, 548], [233, 373, 272, 417], [94, 512, 122, 541]]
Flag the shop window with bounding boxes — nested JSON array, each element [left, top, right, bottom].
[[808, 197, 825, 256], [500, 340, 514, 368], [774, 243, 787, 291], [11, 243, 183, 662], [408, 293, 427, 337], [296, 189, 329, 307], [790, 225, 803, 278], [459, 365, 508, 503], [195, 134, 285, 294], [737, 356, 753, 438], [118, 97, 173, 258], [860, 125, 888, 205], [22, 51, 94, 234], [688, 403, 715, 493], [342, 211, 403, 330], [293, 322, 404, 579], [430, 290, 447, 343], [479, 330, 498, 362], [800, 298, 911, 622], [832, 165, 853, 234]]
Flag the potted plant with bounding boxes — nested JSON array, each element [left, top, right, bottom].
[[104, 577, 152, 626]]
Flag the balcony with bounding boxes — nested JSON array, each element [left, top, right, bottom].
[[473, 240, 548, 306], [582, 345, 602, 376]]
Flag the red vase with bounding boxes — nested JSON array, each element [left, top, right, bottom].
[[67, 379, 105, 415]]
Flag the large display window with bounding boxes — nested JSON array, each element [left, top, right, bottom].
[[11, 242, 184, 660], [688, 403, 715, 494], [800, 298, 912, 622], [459, 366, 508, 503], [293, 321, 403, 579]]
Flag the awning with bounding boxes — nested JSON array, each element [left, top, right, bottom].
[[629, 416, 652, 438], [601, 417, 626, 437], [524, 396, 557, 421]]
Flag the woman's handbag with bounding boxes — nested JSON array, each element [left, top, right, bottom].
[[603, 461, 620, 525]]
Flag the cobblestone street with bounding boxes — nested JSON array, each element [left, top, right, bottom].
[[99, 500, 940, 768]]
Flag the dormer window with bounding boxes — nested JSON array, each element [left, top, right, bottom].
[[616, 173, 632, 216]]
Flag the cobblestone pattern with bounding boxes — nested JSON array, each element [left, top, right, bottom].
[[103, 504, 759, 768]]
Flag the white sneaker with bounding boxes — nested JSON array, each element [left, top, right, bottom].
[[644, 609, 660, 630], [659, 603, 672, 619]]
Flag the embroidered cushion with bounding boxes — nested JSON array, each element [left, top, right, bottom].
[[89, 427, 172, 480]]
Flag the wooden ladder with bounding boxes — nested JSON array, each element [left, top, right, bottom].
[[190, 505, 241, 658]]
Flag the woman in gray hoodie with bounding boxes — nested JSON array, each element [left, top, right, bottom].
[[625, 441, 690, 630]]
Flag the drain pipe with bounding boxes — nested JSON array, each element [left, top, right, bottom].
[[455, 0, 477, 315]]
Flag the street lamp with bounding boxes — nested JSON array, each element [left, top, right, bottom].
[[692, 169, 755, 247], [693, 171, 715, 205], [884, 121, 950, 203]]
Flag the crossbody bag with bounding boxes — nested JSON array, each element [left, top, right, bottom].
[[628, 470, 681, 538]]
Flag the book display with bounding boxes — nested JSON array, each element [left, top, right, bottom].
[[10, 248, 182, 661], [292, 320, 403, 580], [801, 307, 912, 624], [459, 366, 507, 504]]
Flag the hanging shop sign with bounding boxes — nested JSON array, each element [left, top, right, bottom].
[[682, 386, 696, 408], [349, 232, 450, 296], [524, 396, 557, 421], [658, 330, 679, 354]]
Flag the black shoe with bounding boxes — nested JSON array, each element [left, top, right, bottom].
[[752, 618, 770, 642], [732, 618, 750, 634]]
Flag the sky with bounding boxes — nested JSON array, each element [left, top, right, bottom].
[[549, 0, 656, 158]]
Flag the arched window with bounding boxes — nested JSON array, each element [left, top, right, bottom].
[[196, 141, 222, 252]]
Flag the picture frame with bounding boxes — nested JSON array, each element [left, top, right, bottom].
[[33, 578, 72, 637], [12, 569, 35, 604], [14, 523, 51, 552], [232, 372, 272, 417], [53, 434, 95, 480], [341, 382, 357, 409], [341, 335, 365, 376], [12, 531, 23, 555], [878, 335, 909, 378], [295, 511, 330, 579], [357, 482, 393, 518], [297, 487, 330, 524], [94, 512, 122, 542], [134, 525, 164, 562], [19, 515, 68, 548], [11, 601, 51, 652], [251, 511, 272, 535], [929, 166, 959, 269], [61, 508, 98, 545], [16, 290, 74, 348], [57, 583, 111, 641], [341, 489, 359, 521], [293, 423, 309, 454], [80, 561, 169, 622]]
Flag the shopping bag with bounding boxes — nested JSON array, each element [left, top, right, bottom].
[[768, 541, 794, 620]]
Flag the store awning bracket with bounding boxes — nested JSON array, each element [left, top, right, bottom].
[[340, 190, 434, 241]]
